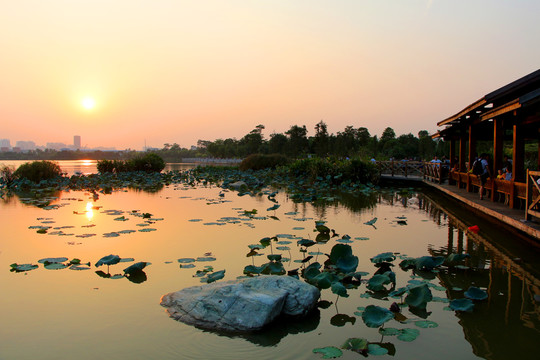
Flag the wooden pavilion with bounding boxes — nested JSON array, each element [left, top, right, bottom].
[[434, 69, 540, 209]]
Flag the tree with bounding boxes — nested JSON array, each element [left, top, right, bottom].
[[285, 125, 309, 157], [269, 133, 288, 154], [312, 121, 329, 156]]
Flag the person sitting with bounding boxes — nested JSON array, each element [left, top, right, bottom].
[[505, 168, 512, 181], [497, 169, 505, 180]]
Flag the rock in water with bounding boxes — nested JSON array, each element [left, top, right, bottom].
[[160, 275, 320, 332]]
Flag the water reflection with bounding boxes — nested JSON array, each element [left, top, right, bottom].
[[415, 192, 540, 360]]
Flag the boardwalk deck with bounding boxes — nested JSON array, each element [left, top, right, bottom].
[[416, 178, 540, 242]]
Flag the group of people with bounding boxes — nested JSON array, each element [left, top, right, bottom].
[[473, 154, 513, 200]]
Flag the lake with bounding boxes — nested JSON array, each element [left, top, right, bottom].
[[0, 160, 539, 359]]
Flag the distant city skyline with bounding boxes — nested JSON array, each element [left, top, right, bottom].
[[0, 135, 117, 151]]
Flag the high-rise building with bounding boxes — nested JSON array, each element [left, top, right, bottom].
[[74, 135, 81, 149], [15, 141, 36, 151], [0, 139, 11, 148]]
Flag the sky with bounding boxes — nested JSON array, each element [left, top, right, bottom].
[[1, 0, 539, 150]]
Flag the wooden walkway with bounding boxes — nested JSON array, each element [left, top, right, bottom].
[[422, 179, 540, 241]]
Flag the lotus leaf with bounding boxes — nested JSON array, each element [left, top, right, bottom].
[[267, 254, 282, 262], [95, 254, 121, 267], [336, 239, 353, 244], [196, 257, 216, 262], [123, 262, 148, 275], [445, 253, 470, 265], [405, 284, 432, 309], [464, 286, 488, 300], [449, 298, 474, 312], [389, 287, 408, 297], [204, 270, 225, 283], [367, 344, 388, 356], [243, 265, 263, 275], [298, 239, 316, 247], [331, 281, 349, 298], [119, 258, 135, 263], [69, 265, 91, 270], [362, 305, 394, 328], [399, 258, 417, 270], [378, 327, 400, 336], [261, 262, 285, 275], [266, 204, 280, 211], [312, 272, 335, 289], [397, 328, 420, 342], [180, 264, 196, 269], [364, 217, 377, 225], [138, 228, 157, 232], [367, 274, 392, 291], [415, 320, 438, 328], [316, 224, 330, 234], [370, 252, 396, 264], [341, 338, 368, 354], [44, 263, 68, 270], [38, 257, 68, 264], [10, 263, 38, 272], [414, 256, 445, 271], [313, 346, 343, 359], [176, 258, 196, 264]]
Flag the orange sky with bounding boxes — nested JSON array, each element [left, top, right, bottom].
[[1, 1, 539, 150]]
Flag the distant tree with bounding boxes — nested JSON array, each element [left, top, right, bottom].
[[239, 125, 265, 156], [312, 121, 329, 156], [418, 130, 435, 160], [269, 133, 288, 154], [285, 125, 309, 157]]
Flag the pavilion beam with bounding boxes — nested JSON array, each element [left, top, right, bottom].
[[513, 123, 525, 182]]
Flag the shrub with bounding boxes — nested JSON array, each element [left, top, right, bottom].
[[0, 164, 16, 186], [97, 153, 165, 174], [128, 153, 166, 172], [13, 161, 63, 183], [286, 157, 379, 184], [239, 154, 289, 171]]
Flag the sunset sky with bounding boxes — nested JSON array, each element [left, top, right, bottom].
[[1, 1, 539, 150]]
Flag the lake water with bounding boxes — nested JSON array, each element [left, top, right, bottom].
[[0, 160, 539, 359]]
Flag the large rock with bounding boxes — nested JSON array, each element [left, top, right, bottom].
[[160, 275, 320, 332]]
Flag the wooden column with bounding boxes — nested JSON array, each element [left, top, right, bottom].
[[513, 123, 525, 182], [449, 138, 456, 185], [468, 124, 477, 168], [493, 118, 503, 175], [537, 129, 540, 170], [459, 131, 467, 171]]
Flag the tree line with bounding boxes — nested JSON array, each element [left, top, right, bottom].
[[192, 122, 448, 161]]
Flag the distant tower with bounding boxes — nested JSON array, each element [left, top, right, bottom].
[[74, 135, 81, 149]]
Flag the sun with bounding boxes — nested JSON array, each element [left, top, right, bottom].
[[81, 97, 96, 110]]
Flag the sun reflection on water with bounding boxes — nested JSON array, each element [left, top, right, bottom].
[[85, 202, 94, 221]]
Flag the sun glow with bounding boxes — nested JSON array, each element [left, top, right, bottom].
[[81, 97, 96, 110]]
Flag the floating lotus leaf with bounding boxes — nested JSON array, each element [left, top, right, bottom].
[[69, 265, 91, 270], [123, 262, 148, 275], [138, 228, 157, 232], [260, 237, 272, 247], [188, 219, 202, 222], [44, 263, 68, 270], [315, 233, 330, 243], [277, 240, 292, 245], [389, 287, 408, 297], [341, 338, 368, 354], [179, 264, 196, 269], [367, 344, 388, 356], [103, 232, 120, 237], [248, 244, 264, 250], [10, 263, 38, 272], [315, 224, 330, 234], [292, 227, 304, 230], [331, 281, 349, 298], [313, 346, 343, 359], [449, 298, 474, 312], [37, 229, 48, 234], [177, 258, 195, 264], [329, 244, 358, 273], [432, 296, 450, 303], [266, 204, 280, 211], [362, 305, 394, 328], [119, 258, 134, 263], [378, 327, 400, 336], [370, 252, 396, 264], [117, 230, 136, 234], [414, 256, 445, 271], [367, 274, 392, 291], [204, 270, 225, 283], [355, 237, 369, 240], [95, 254, 121, 267], [196, 257, 216, 262], [397, 328, 420, 342], [405, 284, 432, 309], [38, 257, 68, 264], [464, 286, 488, 300], [399, 258, 417, 270], [415, 320, 438, 328], [336, 239, 353, 244]]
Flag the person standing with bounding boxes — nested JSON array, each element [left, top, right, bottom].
[[479, 154, 492, 200]]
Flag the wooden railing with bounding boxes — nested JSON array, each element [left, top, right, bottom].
[[376, 161, 424, 178], [423, 162, 443, 183], [525, 170, 540, 220]]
